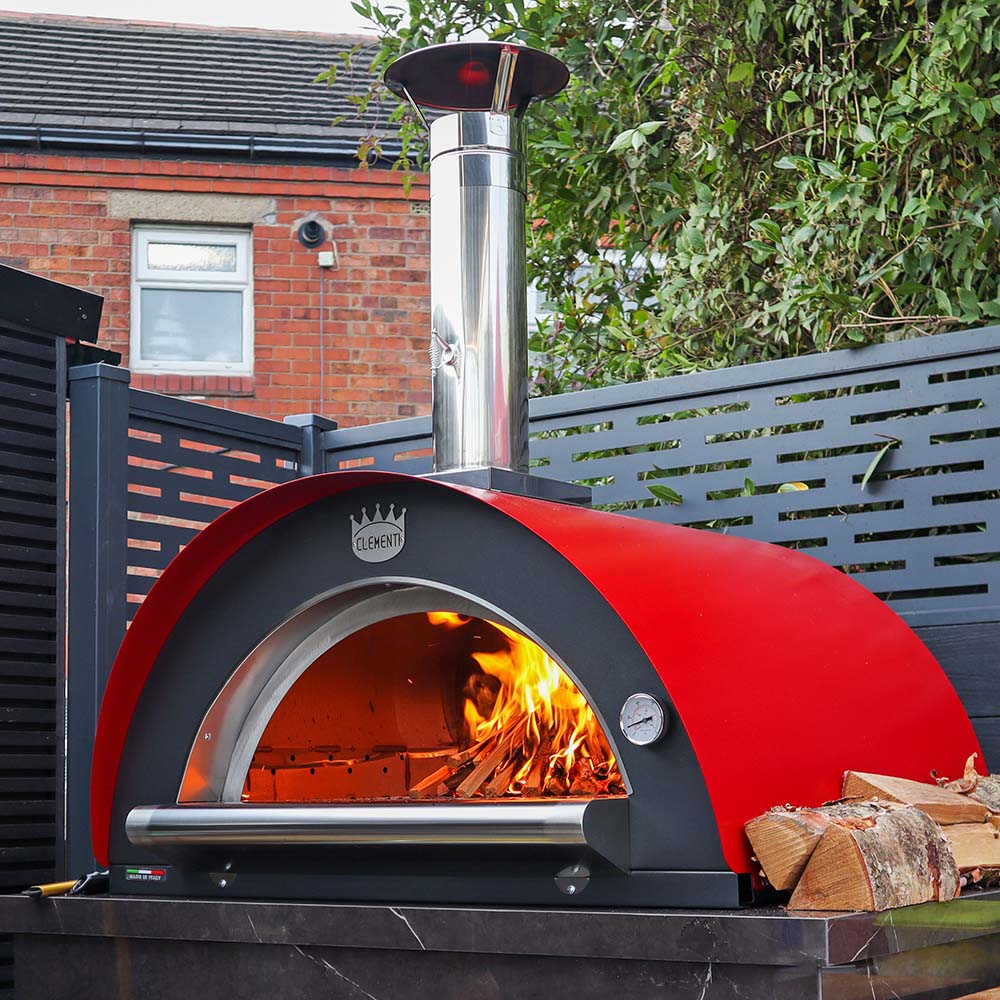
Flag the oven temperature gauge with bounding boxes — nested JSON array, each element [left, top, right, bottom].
[[619, 693, 666, 747]]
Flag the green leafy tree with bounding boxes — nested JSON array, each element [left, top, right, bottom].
[[332, 0, 1000, 394]]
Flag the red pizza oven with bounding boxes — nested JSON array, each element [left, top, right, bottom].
[[90, 469, 980, 907]]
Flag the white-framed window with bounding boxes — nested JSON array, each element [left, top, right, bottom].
[[130, 226, 254, 375]]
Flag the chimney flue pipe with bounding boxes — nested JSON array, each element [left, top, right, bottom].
[[429, 108, 528, 472], [385, 42, 569, 475]]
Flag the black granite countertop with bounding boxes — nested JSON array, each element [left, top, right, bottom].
[[2, 889, 999, 969]]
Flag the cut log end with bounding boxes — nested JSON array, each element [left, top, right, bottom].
[[745, 810, 830, 891], [788, 804, 959, 912]]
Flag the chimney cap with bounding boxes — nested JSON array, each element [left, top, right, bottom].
[[385, 40, 568, 113]]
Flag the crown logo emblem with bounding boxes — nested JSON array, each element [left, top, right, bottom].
[[350, 502, 406, 563]]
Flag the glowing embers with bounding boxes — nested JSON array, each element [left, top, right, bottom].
[[240, 611, 624, 803]]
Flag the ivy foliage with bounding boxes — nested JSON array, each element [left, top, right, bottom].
[[338, 0, 1000, 394]]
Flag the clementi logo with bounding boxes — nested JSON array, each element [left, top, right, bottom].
[[350, 503, 406, 563]]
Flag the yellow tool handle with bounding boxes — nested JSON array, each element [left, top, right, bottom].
[[22, 880, 78, 898]]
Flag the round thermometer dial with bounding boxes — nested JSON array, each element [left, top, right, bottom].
[[619, 693, 666, 747]]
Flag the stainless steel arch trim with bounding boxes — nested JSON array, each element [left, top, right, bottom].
[[178, 578, 632, 804]]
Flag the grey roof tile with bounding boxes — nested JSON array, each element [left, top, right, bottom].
[[0, 12, 396, 145], [81, 114, 133, 128], [0, 112, 40, 125]]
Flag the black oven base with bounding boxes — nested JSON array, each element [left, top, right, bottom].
[[109, 865, 753, 908]]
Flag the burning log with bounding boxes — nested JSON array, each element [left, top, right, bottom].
[[568, 759, 601, 796], [522, 740, 552, 797], [462, 670, 501, 721], [408, 764, 451, 800], [443, 761, 476, 791], [543, 758, 570, 797], [447, 735, 493, 768], [455, 719, 528, 798], [484, 752, 523, 798]]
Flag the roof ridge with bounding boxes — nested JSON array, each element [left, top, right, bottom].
[[0, 9, 379, 42]]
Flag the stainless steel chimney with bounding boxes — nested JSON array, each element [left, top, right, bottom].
[[386, 42, 569, 477], [429, 106, 528, 472]]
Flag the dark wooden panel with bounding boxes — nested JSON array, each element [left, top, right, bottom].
[[973, 718, 1000, 771], [0, 751, 55, 769], [915, 623, 1000, 716], [0, 868, 56, 891], [0, 314, 64, 927], [0, 801, 57, 816], [0, 822, 56, 840], [0, 934, 10, 1000], [0, 663, 58, 682], [0, 732, 55, 749], [0, 777, 56, 794]]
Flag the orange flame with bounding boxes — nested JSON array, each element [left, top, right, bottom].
[[430, 612, 622, 795]]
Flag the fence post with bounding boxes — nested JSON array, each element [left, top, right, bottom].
[[66, 363, 130, 876], [284, 413, 338, 476]]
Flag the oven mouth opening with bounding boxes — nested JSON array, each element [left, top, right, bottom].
[[131, 581, 631, 872], [178, 581, 631, 806], [240, 609, 625, 804]]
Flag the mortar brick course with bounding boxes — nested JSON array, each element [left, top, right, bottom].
[[0, 150, 431, 426]]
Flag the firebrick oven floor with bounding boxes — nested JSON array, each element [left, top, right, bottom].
[[1, 890, 999, 999]]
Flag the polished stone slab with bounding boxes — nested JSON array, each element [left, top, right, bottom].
[[2, 890, 999, 999]]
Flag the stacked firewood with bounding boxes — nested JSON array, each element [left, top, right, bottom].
[[745, 755, 1000, 911], [407, 727, 624, 800]]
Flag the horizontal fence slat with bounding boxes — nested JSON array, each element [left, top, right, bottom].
[[0, 402, 55, 432], [126, 464, 285, 504], [0, 869, 57, 891], [0, 356, 61, 388], [0, 776, 55, 793], [0, 329, 58, 364], [0, 751, 56, 769], [0, 799, 57, 815], [129, 388, 303, 450], [0, 821, 55, 840]]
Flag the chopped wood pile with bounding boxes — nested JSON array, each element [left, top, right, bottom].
[[745, 754, 1000, 911]]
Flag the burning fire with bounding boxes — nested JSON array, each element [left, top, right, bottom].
[[427, 611, 623, 797]]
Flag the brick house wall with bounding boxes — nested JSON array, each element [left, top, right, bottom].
[[0, 151, 431, 427]]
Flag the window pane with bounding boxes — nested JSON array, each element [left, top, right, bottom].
[[147, 242, 237, 272], [140, 289, 244, 363]]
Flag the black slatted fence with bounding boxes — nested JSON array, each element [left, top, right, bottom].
[[0, 324, 63, 1000], [123, 391, 303, 624], [0, 263, 98, 1000]]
